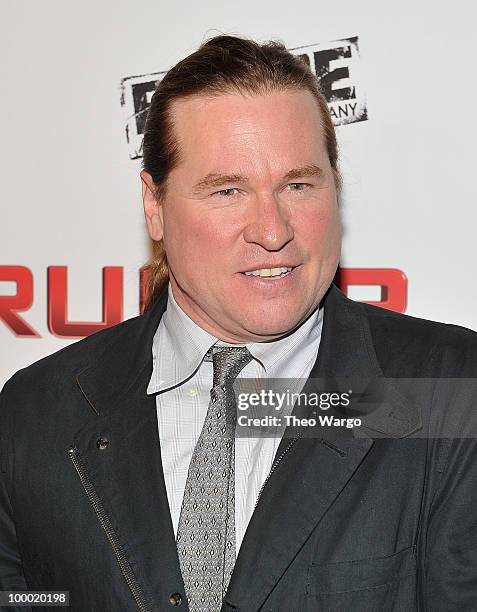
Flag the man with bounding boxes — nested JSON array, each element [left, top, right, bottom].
[[1, 34, 477, 612]]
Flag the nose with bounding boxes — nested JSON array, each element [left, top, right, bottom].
[[242, 193, 294, 250]]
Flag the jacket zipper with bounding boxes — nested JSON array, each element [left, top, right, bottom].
[[67, 446, 148, 612], [254, 438, 299, 510]]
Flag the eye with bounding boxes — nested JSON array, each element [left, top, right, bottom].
[[287, 182, 309, 192], [213, 188, 239, 198]]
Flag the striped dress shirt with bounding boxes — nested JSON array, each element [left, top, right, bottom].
[[147, 283, 324, 553]]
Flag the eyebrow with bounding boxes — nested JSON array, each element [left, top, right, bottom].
[[283, 164, 323, 182], [191, 164, 323, 194], [192, 173, 245, 193]]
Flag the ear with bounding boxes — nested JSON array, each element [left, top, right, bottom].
[[140, 170, 164, 241]]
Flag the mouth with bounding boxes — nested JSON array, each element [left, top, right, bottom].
[[240, 265, 298, 280]]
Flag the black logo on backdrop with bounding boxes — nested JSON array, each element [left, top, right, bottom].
[[291, 37, 367, 126], [120, 36, 367, 160]]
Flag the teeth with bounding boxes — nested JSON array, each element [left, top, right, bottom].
[[244, 267, 292, 277]]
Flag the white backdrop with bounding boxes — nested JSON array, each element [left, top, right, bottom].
[[1, 0, 476, 387]]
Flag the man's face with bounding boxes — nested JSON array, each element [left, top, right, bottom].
[[141, 89, 341, 343]]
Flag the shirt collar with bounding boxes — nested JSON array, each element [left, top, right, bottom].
[[147, 282, 323, 394]]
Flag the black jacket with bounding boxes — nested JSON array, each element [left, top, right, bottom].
[[1, 283, 477, 611]]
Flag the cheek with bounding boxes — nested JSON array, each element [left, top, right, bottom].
[[195, 215, 239, 246], [163, 208, 203, 252], [297, 201, 342, 251], [163, 207, 239, 270]]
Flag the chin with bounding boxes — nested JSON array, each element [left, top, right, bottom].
[[243, 311, 304, 339]]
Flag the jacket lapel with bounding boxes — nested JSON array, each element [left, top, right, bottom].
[[223, 284, 422, 611], [73, 287, 186, 611]]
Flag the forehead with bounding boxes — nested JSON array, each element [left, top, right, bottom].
[[168, 90, 327, 171]]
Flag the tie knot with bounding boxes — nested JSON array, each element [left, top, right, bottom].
[[207, 346, 253, 388]]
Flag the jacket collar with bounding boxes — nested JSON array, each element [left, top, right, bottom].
[[76, 281, 421, 439], [76, 285, 169, 417], [300, 282, 422, 438]]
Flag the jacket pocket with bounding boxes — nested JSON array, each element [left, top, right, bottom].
[[306, 546, 417, 611]]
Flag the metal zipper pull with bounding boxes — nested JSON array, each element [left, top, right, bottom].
[[254, 437, 299, 510], [67, 446, 149, 612]]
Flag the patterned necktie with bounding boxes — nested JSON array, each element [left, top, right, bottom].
[[176, 345, 253, 612]]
